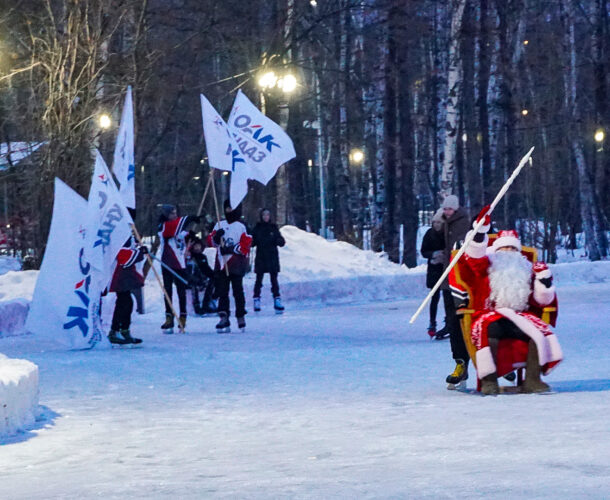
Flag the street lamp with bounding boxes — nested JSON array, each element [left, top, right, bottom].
[[594, 129, 605, 143], [350, 148, 364, 164], [98, 113, 112, 129], [278, 74, 297, 94], [258, 71, 278, 90], [521, 109, 529, 116]]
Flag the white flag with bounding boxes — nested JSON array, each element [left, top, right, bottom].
[[112, 86, 136, 209], [25, 179, 104, 349], [85, 150, 134, 286], [228, 90, 296, 185], [200, 94, 249, 208]]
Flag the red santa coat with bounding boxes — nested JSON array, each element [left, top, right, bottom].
[[451, 234, 563, 379]]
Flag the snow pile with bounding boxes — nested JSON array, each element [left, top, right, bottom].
[[243, 225, 428, 305], [0, 256, 21, 275], [551, 260, 610, 285], [0, 353, 39, 438], [0, 271, 37, 338]]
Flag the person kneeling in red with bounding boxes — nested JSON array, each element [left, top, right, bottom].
[[457, 215, 562, 395]]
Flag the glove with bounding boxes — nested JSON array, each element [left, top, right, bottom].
[[533, 261, 553, 287], [140, 245, 149, 255], [473, 204, 491, 231], [220, 244, 235, 255], [212, 228, 225, 244]]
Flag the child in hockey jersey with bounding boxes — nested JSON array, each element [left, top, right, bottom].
[[157, 204, 201, 332], [108, 237, 148, 345], [207, 200, 252, 333], [185, 234, 217, 315]]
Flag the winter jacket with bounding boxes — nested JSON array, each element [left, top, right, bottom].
[[441, 207, 470, 290], [158, 215, 197, 270], [421, 227, 445, 288], [186, 252, 215, 287], [207, 220, 252, 277], [109, 247, 145, 293], [252, 222, 285, 274]]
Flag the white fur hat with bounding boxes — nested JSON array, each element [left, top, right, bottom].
[[492, 229, 522, 252], [441, 195, 459, 210]]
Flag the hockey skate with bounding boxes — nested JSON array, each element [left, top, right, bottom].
[[253, 297, 261, 312], [446, 359, 468, 390], [237, 316, 246, 332], [161, 313, 174, 334], [178, 314, 187, 333], [273, 297, 284, 314], [434, 326, 451, 340], [108, 329, 130, 346], [216, 312, 231, 334], [120, 329, 143, 347]]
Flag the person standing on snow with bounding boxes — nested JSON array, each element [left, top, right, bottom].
[[207, 200, 252, 333], [157, 204, 200, 332], [251, 208, 286, 314], [420, 208, 445, 338], [435, 195, 470, 386], [108, 237, 148, 345]]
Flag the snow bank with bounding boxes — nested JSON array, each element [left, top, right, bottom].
[[0, 271, 37, 338], [0, 353, 39, 438], [0, 256, 21, 276]]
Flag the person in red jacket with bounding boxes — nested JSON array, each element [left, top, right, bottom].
[[157, 204, 200, 332], [207, 200, 252, 333], [454, 213, 562, 394], [108, 237, 148, 345]]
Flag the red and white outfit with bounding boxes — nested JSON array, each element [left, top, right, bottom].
[[451, 229, 563, 380], [109, 246, 145, 293], [207, 220, 252, 275], [158, 216, 191, 270]]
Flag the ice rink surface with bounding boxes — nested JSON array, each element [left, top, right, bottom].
[[0, 283, 609, 499]]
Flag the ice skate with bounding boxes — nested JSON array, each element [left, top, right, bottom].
[[253, 297, 261, 312], [161, 313, 174, 334], [119, 329, 143, 348], [237, 316, 246, 332], [216, 312, 231, 334], [446, 359, 468, 390], [108, 329, 129, 346], [434, 326, 451, 340], [273, 297, 284, 314], [178, 314, 187, 333]]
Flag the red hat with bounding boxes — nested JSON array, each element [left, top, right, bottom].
[[492, 230, 522, 252]]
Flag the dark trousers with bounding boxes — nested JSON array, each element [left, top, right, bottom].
[[131, 287, 144, 314], [192, 279, 216, 313], [428, 289, 441, 327], [443, 289, 469, 361], [111, 291, 133, 331], [162, 267, 187, 315], [253, 271, 280, 298], [487, 318, 530, 342], [216, 272, 246, 318]]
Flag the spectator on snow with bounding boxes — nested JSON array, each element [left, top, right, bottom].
[[420, 208, 445, 338], [158, 204, 201, 332], [251, 208, 286, 314]]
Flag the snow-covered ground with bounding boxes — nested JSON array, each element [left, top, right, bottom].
[[0, 276, 609, 497], [0, 353, 39, 437]]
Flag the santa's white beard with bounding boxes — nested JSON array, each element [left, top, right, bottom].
[[488, 251, 532, 311]]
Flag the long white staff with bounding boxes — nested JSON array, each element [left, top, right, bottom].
[[409, 146, 535, 324]]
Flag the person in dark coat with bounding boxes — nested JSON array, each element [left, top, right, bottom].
[[185, 234, 217, 315], [251, 208, 286, 313], [436, 195, 471, 387], [108, 237, 148, 345], [420, 208, 445, 338]]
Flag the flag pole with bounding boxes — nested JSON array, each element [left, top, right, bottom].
[[409, 146, 535, 325], [130, 223, 184, 333], [210, 170, 230, 277], [196, 174, 213, 217]]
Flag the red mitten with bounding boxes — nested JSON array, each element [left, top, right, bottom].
[[472, 204, 491, 232], [533, 261, 549, 274], [533, 261, 553, 287]]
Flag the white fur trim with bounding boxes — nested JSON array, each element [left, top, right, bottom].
[[476, 346, 496, 378], [465, 230, 488, 258], [535, 269, 552, 279], [496, 308, 553, 366], [545, 334, 563, 363], [533, 281, 556, 306], [492, 235, 522, 252]]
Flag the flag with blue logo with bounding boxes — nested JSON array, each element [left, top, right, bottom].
[[200, 94, 250, 208], [228, 90, 296, 185], [112, 86, 136, 209], [85, 150, 134, 287], [25, 179, 104, 349]]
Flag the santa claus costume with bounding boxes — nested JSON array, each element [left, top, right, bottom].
[[452, 221, 563, 394]]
